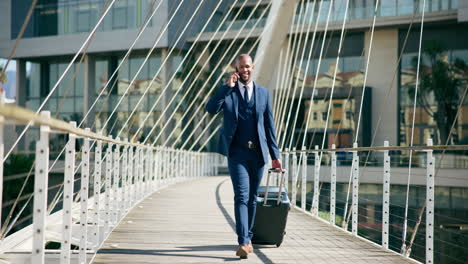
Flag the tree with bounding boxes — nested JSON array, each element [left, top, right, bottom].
[[408, 41, 468, 145]]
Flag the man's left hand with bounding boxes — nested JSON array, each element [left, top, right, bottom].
[[272, 159, 282, 172]]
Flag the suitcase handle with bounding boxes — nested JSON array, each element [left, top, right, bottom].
[[264, 168, 287, 205]]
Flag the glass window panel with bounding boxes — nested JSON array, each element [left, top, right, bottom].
[[49, 63, 59, 98], [74, 97, 83, 113], [77, 5, 91, 32], [380, 0, 397, 16], [129, 94, 145, 112], [141, 0, 154, 27], [95, 60, 108, 95], [57, 63, 72, 97], [75, 64, 85, 96], [60, 98, 75, 113], [112, 1, 128, 29], [26, 99, 40, 111], [27, 62, 41, 98], [127, 0, 137, 29], [44, 97, 57, 112], [397, 0, 415, 15]]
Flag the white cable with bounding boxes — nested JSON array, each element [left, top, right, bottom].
[[187, 114, 218, 150], [301, 0, 334, 150], [167, 12, 279, 150], [197, 123, 222, 152], [402, 0, 426, 253], [130, 0, 245, 143], [3, 0, 117, 162], [343, 0, 380, 229], [48, 0, 164, 172], [279, 0, 309, 149], [99, 0, 186, 133], [277, 0, 307, 145], [319, 0, 349, 154], [149, 0, 270, 146], [113, 0, 209, 139], [275, 17, 296, 139], [286, 0, 320, 150], [273, 48, 284, 121]]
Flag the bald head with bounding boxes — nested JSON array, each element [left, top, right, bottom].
[[236, 54, 253, 68], [235, 54, 254, 84]]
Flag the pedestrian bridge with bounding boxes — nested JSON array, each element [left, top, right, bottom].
[[93, 176, 415, 264], [1, 0, 467, 263]]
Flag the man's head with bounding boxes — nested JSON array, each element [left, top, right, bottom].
[[235, 54, 254, 84]]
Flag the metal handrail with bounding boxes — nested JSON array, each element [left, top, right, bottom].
[[0, 104, 146, 148]]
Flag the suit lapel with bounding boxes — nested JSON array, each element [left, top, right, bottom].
[[254, 82, 260, 121], [232, 83, 239, 120]]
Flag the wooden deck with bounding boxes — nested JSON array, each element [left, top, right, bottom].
[[92, 176, 416, 264]]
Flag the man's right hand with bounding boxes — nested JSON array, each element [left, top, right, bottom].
[[227, 71, 239, 88]]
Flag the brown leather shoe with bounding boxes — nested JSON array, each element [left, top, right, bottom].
[[236, 244, 249, 259], [248, 241, 253, 253]]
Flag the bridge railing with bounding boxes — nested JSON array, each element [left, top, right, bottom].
[[281, 142, 468, 264], [0, 104, 219, 264]]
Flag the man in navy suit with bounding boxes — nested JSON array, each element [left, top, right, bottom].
[[206, 54, 282, 259]]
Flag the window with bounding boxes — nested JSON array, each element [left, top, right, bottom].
[[346, 111, 352, 120], [322, 112, 327, 121], [313, 112, 318, 120]]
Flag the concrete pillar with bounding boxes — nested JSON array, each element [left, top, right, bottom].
[[160, 48, 173, 145], [252, 0, 298, 89], [16, 59, 27, 107], [364, 29, 399, 146], [84, 55, 96, 128]]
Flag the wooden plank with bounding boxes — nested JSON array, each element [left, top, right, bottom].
[[92, 176, 416, 264]]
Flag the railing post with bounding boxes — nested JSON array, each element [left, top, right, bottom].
[[61, 121, 76, 264], [121, 142, 128, 218], [154, 148, 159, 190], [426, 138, 434, 264], [382, 140, 390, 249], [312, 145, 320, 216], [80, 128, 91, 264], [0, 101, 4, 236], [127, 145, 134, 209], [352, 142, 359, 236], [92, 135, 102, 249], [330, 144, 337, 226], [112, 138, 120, 224], [284, 149, 289, 196], [104, 140, 113, 236], [301, 146, 307, 211], [291, 148, 297, 207], [137, 145, 142, 200], [32, 111, 50, 264]]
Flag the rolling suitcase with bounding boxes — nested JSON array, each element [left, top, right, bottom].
[[252, 168, 290, 247]]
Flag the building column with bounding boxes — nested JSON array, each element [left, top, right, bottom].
[[16, 59, 27, 107], [160, 48, 173, 145], [84, 55, 96, 128], [365, 29, 399, 146], [253, 0, 298, 89]]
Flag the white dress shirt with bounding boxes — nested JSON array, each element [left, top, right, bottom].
[[237, 81, 254, 101]]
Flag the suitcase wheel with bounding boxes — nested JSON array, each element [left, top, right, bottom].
[[276, 243, 281, 247]]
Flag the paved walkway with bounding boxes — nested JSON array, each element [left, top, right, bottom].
[[92, 176, 416, 264]]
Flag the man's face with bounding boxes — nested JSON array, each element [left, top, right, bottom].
[[236, 56, 254, 84]]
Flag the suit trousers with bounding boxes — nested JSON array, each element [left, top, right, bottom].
[[228, 145, 265, 245]]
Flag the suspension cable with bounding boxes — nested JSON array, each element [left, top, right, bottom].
[[279, 0, 310, 149], [128, 0, 242, 143], [3, 0, 117, 162], [402, 0, 426, 254], [151, 0, 270, 147]]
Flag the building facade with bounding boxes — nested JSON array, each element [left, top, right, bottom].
[[1, 0, 467, 154]]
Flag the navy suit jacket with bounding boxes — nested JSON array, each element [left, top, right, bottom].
[[206, 82, 280, 164]]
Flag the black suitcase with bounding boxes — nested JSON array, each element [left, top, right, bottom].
[[252, 169, 290, 247]]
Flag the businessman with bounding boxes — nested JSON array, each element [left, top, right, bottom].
[[206, 54, 282, 259]]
